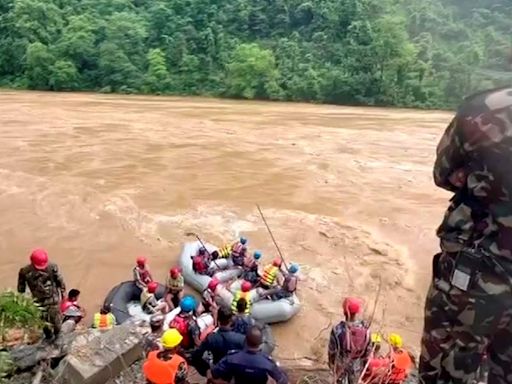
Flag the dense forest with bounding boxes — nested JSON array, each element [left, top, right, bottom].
[[0, 0, 510, 108]]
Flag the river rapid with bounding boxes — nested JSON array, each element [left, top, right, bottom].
[[0, 91, 453, 360]]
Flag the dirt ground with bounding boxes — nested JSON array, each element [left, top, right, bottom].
[[0, 91, 453, 359]]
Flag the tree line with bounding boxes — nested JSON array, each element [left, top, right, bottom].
[[0, 0, 510, 109]]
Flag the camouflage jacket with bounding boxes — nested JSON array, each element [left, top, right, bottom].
[[17, 263, 66, 306], [434, 87, 512, 261]]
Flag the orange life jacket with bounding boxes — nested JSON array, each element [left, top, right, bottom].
[[389, 349, 413, 383], [260, 264, 279, 286], [143, 351, 187, 384]]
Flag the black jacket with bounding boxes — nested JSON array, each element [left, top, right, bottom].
[[191, 327, 245, 376]]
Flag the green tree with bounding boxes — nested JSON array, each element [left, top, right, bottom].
[[145, 48, 171, 93], [25, 42, 55, 89], [225, 43, 281, 99], [50, 60, 79, 90]]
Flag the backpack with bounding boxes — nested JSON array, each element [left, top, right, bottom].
[[169, 315, 191, 348], [342, 321, 370, 359]]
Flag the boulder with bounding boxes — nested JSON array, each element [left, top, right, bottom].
[[55, 321, 147, 384]]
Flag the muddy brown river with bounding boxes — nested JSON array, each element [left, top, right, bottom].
[[0, 91, 453, 360]]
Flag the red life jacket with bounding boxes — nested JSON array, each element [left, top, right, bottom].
[[342, 321, 370, 359], [60, 298, 78, 314], [192, 255, 208, 274], [169, 315, 191, 348], [134, 266, 152, 284]]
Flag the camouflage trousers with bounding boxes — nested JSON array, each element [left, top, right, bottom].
[[41, 304, 62, 339], [419, 251, 512, 384]]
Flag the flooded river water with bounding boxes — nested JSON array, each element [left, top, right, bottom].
[[0, 91, 453, 360]]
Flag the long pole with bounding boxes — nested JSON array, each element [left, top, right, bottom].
[[185, 232, 221, 269], [256, 204, 289, 272]]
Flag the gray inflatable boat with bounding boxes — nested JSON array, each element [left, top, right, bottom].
[[179, 241, 301, 324]]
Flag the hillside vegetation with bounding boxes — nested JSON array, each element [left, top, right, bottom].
[[0, 0, 510, 108]]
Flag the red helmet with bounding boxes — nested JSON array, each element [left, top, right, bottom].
[[136, 256, 147, 267], [241, 281, 252, 292], [30, 249, 49, 270], [147, 281, 158, 294], [343, 297, 362, 316], [272, 258, 282, 267], [170, 267, 181, 279], [208, 278, 220, 291]]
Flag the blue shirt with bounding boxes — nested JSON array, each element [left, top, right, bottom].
[[212, 349, 288, 384]]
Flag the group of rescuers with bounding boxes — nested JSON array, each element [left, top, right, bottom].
[[16, 237, 413, 384]]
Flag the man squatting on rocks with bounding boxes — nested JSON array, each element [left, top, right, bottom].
[[419, 87, 512, 384]]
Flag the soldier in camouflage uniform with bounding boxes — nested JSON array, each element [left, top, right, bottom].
[[419, 87, 512, 384], [18, 249, 66, 340]]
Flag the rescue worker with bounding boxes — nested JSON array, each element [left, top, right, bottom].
[[231, 281, 252, 315], [191, 307, 245, 377], [133, 256, 153, 290], [259, 258, 284, 290], [192, 247, 212, 276], [242, 251, 262, 285], [143, 328, 188, 384], [364, 333, 391, 384], [141, 281, 169, 315], [388, 333, 414, 384], [165, 267, 184, 310], [232, 298, 255, 335], [143, 314, 165, 356], [211, 325, 287, 384], [199, 278, 220, 325], [419, 87, 512, 384], [60, 288, 85, 318], [18, 248, 66, 340], [328, 297, 371, 383], [169, 296, 201, 351], [263, 263, 299, 300], [92, 305, 116, 330], [231, 237, 248, 267]]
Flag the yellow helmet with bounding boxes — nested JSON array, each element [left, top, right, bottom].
[[161, 328, 183, 349], [388, 333, 403, 348], [371, 332, 382, 344]]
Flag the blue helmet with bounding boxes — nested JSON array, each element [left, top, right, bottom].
[[253, 251, 262, 260], [288, 263, 299, 274], [240, 237, 247, 245], [179, 295, 197, 313]]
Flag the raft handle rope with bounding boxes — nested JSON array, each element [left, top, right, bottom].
[[256, 204, 289, 272]]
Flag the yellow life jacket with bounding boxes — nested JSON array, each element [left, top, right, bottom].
[[218, 243, 233, 259], [93, 313, 115, 330], [261, 265, 279, 287], [231, 291, 252, 314]]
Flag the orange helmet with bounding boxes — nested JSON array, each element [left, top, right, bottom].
[[208, 278, 220, 291], [147, 281, 158, 294], [170, 267, 181, 279], [241, 281, 252, 292], [272, 258, 282, 267], [136, 256, 147, 267], [30, 249, 49, 270], [343, 297, 362, 316]]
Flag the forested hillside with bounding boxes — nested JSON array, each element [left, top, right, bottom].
[[0, 0, 510, 108]]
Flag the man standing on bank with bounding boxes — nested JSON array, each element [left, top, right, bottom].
[[419, 87, 512, 384], [18, 249, 66, 341]]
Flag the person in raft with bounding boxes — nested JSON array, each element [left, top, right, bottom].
[[141, 281, 169, 315], [165, 267, 184, 310], [133, 256, 153, 290]]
